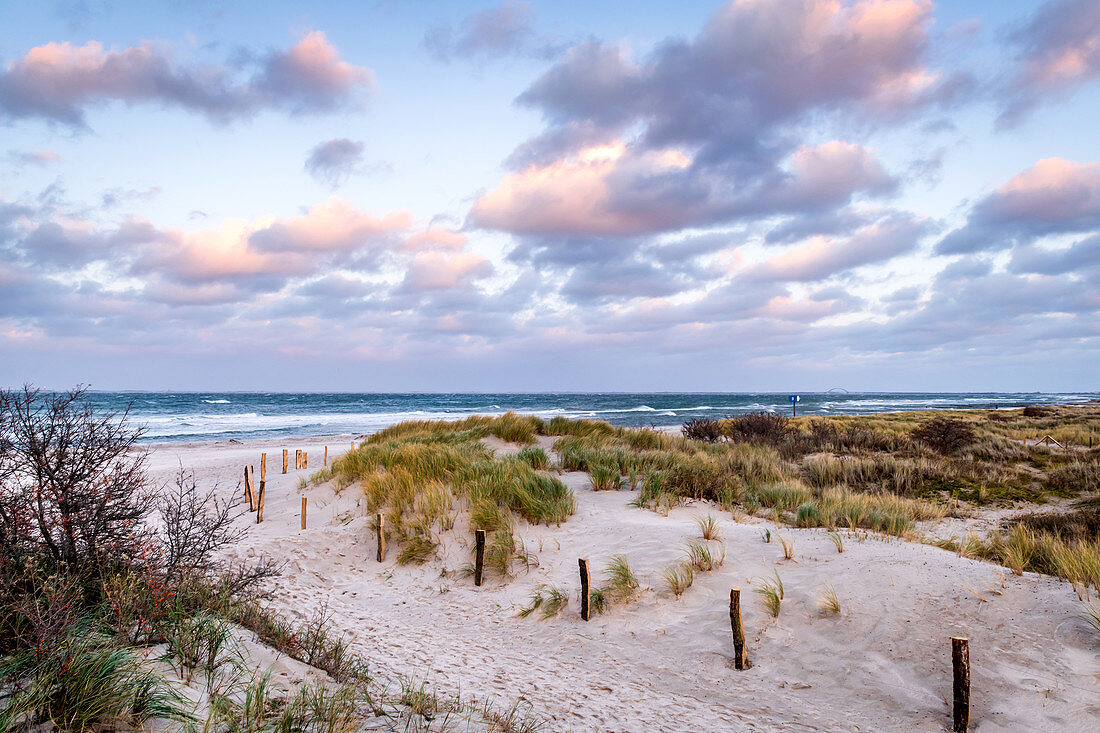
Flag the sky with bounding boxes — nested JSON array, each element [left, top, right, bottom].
[[0, 0, 1098, 392]]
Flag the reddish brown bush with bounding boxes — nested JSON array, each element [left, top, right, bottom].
[[682, 417, 724, 442], [910, 417, 976, 454], [724, 411, 791, 445]]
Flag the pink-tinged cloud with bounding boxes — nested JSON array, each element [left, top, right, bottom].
[[254, 31, 376, 111], [938, 158, 1100, 253], [1001, 0, 1100, 123], [404, 227, 468, 251], [781, 141, 896, 207], [470, 142, 695, 236], [989, 158, 1100, 221], [250, 198, 411, 253], [752, 213, 928, 282], [471, 139, 894, 236], [400, 251, 494, 292], [9, 149, 62, 166], [128, 198, 414, 285], [0, 32, 374, 126]]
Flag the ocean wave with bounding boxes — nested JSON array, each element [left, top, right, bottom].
[[203, 399, 231, 404]]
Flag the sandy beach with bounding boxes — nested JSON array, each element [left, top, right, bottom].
[[142, 434, 1100, 732]]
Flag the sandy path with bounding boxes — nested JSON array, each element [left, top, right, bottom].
[[145, 438, 1100, 732]]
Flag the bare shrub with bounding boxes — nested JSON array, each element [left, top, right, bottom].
[[910, 417, 976, 454], [157, 468, 278, 594], [1, 386, 152, 570], [724, 412, 791, 445], [681, 417, 724, 442], [1023, 405, 1052, 417]]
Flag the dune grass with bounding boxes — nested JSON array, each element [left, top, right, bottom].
[[684, 540, 725, 572], [819, 583, 841, 615], [662, 564, 695, 599], [696, 514, 721, 540], [936, 518, 1100, 597], [319, 417, 575, 574], [602, 555, 640, 603], [755, 572, 784, 618], [519, 585, 569, 619]]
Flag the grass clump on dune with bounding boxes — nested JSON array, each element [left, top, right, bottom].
[[662, 564, 695, 599], [325, 417, 575, 572], [518, 585, 569, 619], [755, 572, 784, 618]]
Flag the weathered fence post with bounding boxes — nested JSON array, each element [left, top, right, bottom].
[[730, 588, 748, 670], [376, 513, 386, 562], [295, 449, 302, 470], [303, 451, 308, 470], [579, 558, 591, 621], [260, 453, 266, 482], [244, 466, 256, 511], [282, 449, 288, 474], [257, 481, 265, 523], [474, 529, 486, 586], [324, 446, 328, 466], [301, 497, 307, 530], [952, 637, 970, 733]]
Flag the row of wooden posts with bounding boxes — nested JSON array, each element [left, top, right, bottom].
[[242, 442, 358, 528], [243, 449, 972, 732]]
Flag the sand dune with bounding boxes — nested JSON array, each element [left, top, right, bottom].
[[145, 436, 1100, 732]]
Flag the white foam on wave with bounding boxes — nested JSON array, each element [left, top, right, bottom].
[[203, 399, 231, 404]]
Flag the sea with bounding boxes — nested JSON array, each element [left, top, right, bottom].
[[78, 392, 1100, 444]]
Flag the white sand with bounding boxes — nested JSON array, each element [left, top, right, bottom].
[[145, 436, 1100, 732]]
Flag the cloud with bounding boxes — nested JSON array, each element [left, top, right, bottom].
[[424, 1, 554, 62], [304, 138, 366, 187], [750, 213, 933, 282], [0, 31, 373, 127], [1009, 234, 1100, 275], [999, 0, 1100, 125], [399, 251, 494, 293], [473, 1, 950, 241], [8, 150, 61, 166], [517, 0, 961, 158], [937, 158, 1100, 254], [471, 139, 895, 236]]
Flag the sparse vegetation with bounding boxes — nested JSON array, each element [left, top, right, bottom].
[[696, 514, 721, 541], [662, 564, 695, 599], [601, 555, 640, 603], [519, 585, 569, 619], [685, 540, 725, 572], [755, 572, 784, 618], [819, 583, 841, 615]]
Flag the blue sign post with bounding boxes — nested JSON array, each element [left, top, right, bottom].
[[788, 395, 800, 417]]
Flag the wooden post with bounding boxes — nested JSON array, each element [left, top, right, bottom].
[[952, 637, 970, 733], [579, 558, 591, 621], [295, 449, 302, 470], [282, 449, 288, 474], [376, 513, 386, 562], [260, 453, 266, 482], [730, 588, 749, 670], [301, 497, 307, 530], [257, 481, 265, 523], [303, 451, 308, 470], [244, 466, 255, 510], [474, 529, 486, 586], [324, 446, 328, 466], [351, 441, 355, 451]]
